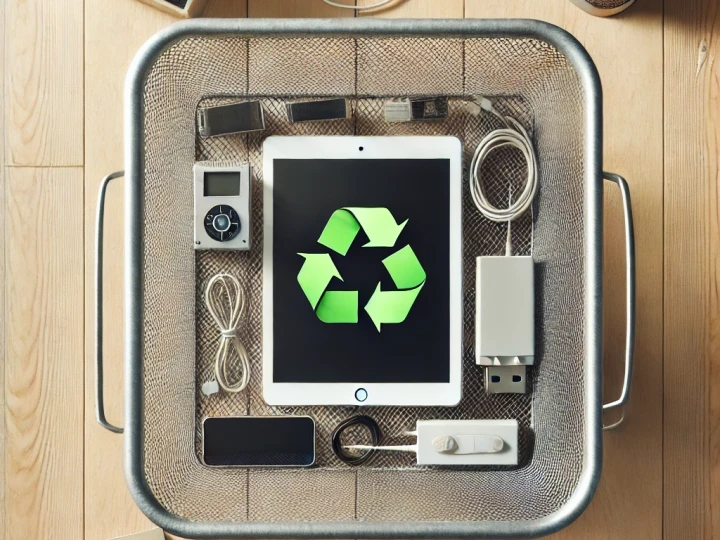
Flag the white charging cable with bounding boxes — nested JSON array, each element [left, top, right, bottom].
[[203, 274, 251, 395], [469, 96, 538, 224], [322, 0, 393, 10]]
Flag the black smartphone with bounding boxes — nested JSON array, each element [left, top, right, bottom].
[[202, 416, 315, 467]]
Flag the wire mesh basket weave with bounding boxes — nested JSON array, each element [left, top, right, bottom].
[[120, 18, 606, 538]]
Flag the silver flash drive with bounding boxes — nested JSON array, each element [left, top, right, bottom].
[[475, 255, 534, 394], [475, 255, 534, 366]]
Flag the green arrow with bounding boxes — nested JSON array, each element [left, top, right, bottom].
[[364, 282, 424, 332], [316, 291, 358, 323], [382, 245, 426, 289], [364, 245, 427, 332], [318, 208, 408, 255], [297, 253, 342, 309], [317, 209, 361, 256], [346, 208, 408, 248]]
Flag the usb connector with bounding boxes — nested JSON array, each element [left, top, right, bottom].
[[484, 365, 527, 394]]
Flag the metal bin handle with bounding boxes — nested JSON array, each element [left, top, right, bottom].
[[96, 171, 125, 434], [602, 172, 636, 431]]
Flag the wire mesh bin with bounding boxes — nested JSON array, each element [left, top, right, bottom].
[[94, 18, 637, 539]]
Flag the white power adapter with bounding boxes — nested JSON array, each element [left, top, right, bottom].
[[344, 419, 519, 466], [475, 255, 534, 394], [414, 419, 518, 466]]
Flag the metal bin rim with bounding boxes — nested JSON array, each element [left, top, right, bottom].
[[123, 17, 603, 539]]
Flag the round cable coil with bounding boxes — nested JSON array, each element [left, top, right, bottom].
[[469, 101, 539, 224], [331, 415, 383, 466]]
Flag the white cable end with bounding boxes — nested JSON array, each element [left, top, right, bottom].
[[202, 379, 220, 396], [465, 101, 482, 117], [505, 223, 513, 257], [471, 94, 495, 113], [504, 211, 513, 256]]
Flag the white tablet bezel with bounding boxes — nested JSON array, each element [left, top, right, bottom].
[[262, 135, 462, 406]]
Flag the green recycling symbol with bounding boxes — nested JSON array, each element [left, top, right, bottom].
[[297, 207, 426, 332]]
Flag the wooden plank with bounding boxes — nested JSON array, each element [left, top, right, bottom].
[[464, 1, 565, 24], [248, 0, 353, 17], [0, 0, 6, 536], [464, 1, 664, 538], [204, 0, 249, 17], [83, 1, 183, 539], [664, 0, 719, 537], [5, 167, 84, 540], [1, 162, 5, 540], [0, 165, 5, 540], [5, 0, 83, 166], [358, 0, 463, 17]]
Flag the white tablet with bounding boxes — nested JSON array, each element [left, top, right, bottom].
[[262, 136, 462, 406]]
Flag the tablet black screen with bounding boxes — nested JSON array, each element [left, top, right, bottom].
[[272, 158, 451, 383]]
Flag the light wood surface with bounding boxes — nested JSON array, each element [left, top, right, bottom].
[[357, 0, 463, 17], [1, 0, 715, 538], [248, 0, 351, 18], [5, 0, 83, 166], [664, 0, 720, 538], [0, 0, 6, 535], [4, 168, 84, 540], [83, 1, 177, 538]]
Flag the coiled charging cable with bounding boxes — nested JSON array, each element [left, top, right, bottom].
[[469, 96, 538, 254], [203, 274, 251, 395], [331, 415, 382, 466]]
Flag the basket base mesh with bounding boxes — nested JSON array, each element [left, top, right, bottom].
[[140, 36, 586, 524], [194, 96, 535, 473]]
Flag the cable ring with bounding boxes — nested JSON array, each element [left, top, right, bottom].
[[331, 415, 382, 466], [469, 113, 538, 224]]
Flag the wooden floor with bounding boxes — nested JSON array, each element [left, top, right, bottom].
[[1, 0, 717, 538]]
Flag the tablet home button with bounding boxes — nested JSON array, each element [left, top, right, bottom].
[[355, 388, 368, 403]]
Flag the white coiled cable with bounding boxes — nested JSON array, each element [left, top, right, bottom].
[[204, 274, 251, 394], [469, 97, 539, 224]]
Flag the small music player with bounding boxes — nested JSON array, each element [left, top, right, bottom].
[[194, 162, 251, 250]]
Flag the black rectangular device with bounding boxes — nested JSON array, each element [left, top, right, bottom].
[[286, 98, 350, 123], [197, 101, 265, 137], [202, 416, 315, 467]]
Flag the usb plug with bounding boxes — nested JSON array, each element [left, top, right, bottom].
[[484, 365, 527, 394]]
